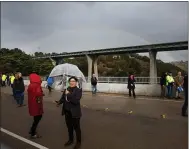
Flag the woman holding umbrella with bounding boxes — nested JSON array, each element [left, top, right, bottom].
[[56, 76, 82, 149]]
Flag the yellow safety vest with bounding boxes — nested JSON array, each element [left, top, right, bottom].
[[166, 75, 174, 85], [2, 75, 7, 81], [10, 76, 15, 84]]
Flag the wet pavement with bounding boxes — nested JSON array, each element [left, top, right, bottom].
[[1, 87, 188, 149]]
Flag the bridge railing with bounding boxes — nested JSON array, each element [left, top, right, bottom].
[[86, 77, 160, 84], [23, 76, 160, 84]]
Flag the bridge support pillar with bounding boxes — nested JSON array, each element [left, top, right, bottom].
[[149, 50, 157, 84], [93, 55, 99, 79], [86, 55, 99, 82], [50, 58, 64, 66], [49, 58, 56, 66]]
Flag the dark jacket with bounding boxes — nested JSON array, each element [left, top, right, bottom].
[[6, 75, 10, 81], [160, 74, 166, 86], [127, 77, 136, 89], [183, 75, 188, 91], [13, 78, 25, 93], [59, 86, 82, 118], [91, 77, 97, 86]]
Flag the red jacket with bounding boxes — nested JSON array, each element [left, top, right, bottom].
[[27, 73, 44, 116]]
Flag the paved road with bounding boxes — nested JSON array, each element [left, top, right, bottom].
[[1, 87, 188, 149]]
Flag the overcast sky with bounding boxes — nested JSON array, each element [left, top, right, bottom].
[[1, 2, 188, 62]]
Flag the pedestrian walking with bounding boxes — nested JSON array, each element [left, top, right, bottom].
[[166, 72, 175, 99], [2, 73, 7, 87], [10, 73, 15, 96], [13, 72, 25, 107], [127, 74, 136, 99], [7, 74, 11, 86], [160, 72, 167, 98], [27, 73, 44, 138], [56, 76, 82, 149], [174, 71, 184, 99], [47, 76, 54, 93], [182, 74, 188, 117], [91, 74, 97, 94]]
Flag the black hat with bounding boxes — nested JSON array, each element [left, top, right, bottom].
[[68, 76, 78, 82]]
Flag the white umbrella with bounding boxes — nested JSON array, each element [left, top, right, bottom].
[[49, 63, 86, 82], [49, 63, 86, 102]]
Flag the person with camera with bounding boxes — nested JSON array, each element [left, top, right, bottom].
[[56, 76, 82, 149]]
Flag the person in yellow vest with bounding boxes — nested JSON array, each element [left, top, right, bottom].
[[10, 74, 15, 96], [166, 72, 175, 99], [2, 73, 7, 87]]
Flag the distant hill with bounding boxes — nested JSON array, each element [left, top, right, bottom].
[[171, 61, 188, 72]]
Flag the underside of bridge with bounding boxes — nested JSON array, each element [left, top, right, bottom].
[[49, 57, 64, 66], [85, 51, 158, 83], [40, 41, 187, 84], [49, 52, 158, 84]]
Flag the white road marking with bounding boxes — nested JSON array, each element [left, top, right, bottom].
[[1, 128, 49, 149]]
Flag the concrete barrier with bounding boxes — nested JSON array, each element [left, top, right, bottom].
[[24, 80, 161, 96]]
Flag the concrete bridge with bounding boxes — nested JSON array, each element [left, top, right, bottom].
[[33, 41, 188, 83]]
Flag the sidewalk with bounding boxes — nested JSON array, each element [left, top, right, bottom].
[[1, 87, 186, 121]]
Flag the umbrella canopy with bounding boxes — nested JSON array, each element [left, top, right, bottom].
[[49, 63, 86, 82]]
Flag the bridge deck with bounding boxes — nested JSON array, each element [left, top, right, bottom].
[[33, 41, 188, 59], [1, 87, 188, 149]]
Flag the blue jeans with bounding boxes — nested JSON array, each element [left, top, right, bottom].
[[92, 85, 97, 94], [15, 93, 24, 105], [167, 85, 173, 98]]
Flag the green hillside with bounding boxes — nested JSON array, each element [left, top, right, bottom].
[[0, 48, 186, 77]]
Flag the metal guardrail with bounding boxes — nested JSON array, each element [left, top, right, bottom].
[[23, 76, 160, 84], [86, 77, 160, 84]]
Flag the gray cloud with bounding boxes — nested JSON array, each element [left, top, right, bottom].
[[1, 2, 188, 62]]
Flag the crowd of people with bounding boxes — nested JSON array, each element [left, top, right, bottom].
[[0, 72, 25, 107], [160, 71, 187, 99], [160, 71, 188, 116]]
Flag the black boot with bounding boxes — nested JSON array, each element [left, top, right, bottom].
[[64, 140, 73, 147], [182, 113, 188, 117]]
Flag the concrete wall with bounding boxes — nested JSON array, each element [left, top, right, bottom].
[[24, 80, 161, 96]]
